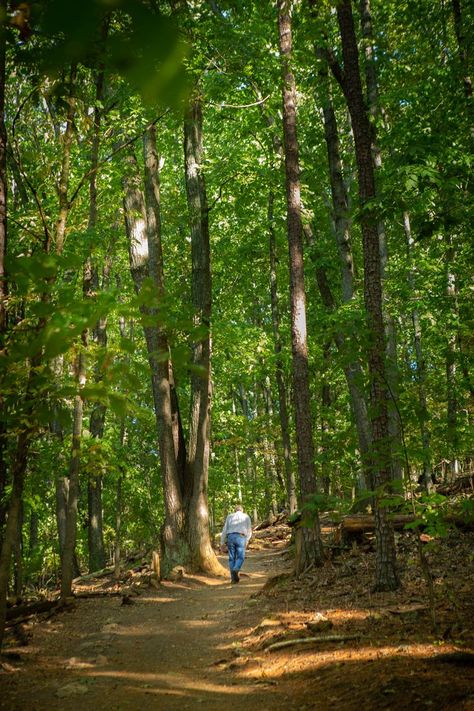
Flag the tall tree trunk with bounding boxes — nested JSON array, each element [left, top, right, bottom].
[[184, 99, 224, 575], [123, 148, 189, 576], [60, 342, 86, 600], [319, 341, 332, 495], [86, 55, 108, 574], [404, 212, 432, 491], [0, 429, 28, 648], [29, 509, 39, 551], [268, 191, 297, 513], [445, 235, 459, 480], [13, 502, 23, 596], [55, 65, 77, 255], [238, 384, 258, 523], [313, 52, 372, 493], [259, 384, 278, 519], [451, 0, 473, 98], [0, 0, 8, 539], [231, 399, 243, 501], [359, 0, 403, 483], [330, 0, 399, 590], [278, 0, 324, 572]]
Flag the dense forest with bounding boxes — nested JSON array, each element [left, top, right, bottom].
[[0, 0, 472, 655]]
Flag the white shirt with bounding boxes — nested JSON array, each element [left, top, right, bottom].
[[220, 510, 252, 545]]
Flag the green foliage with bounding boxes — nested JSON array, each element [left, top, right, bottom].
[[404, 493, 450, 538], [2, 0, 473, 588]]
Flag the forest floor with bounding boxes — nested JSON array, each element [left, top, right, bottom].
[[1, 521, 474, 711]]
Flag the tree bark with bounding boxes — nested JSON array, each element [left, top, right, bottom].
[[0, 0, 8, 540], [54, 65, 77, 255], [312, 53, 372, 493], [0, 430, 28, 648], [451, 0, 473, 98], [86, 53, 108, 574], [123, 148, 189, 575], [184, 99, 224, 575], [330, 0, 399, 590], [404, 212, 432, 491], [445, 235, 459, 480], [359, 0, 403, 483], [278, 0, 324, 571], [60, 342, 86, 600], [268, 191, 297, 514]]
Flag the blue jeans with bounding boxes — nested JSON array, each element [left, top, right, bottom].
[[226, 532, 246, 577]]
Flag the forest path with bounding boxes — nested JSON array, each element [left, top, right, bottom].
[[1, 547, 294, 711]]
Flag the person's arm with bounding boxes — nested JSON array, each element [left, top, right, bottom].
[[244, 514, 252, 543], [220, 516, 229, 547]]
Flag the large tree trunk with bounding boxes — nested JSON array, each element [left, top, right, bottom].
[[331, 0, 399, 590], [359, 0, 403, 483], [0, 0, 8, 539], [268, 191, 297, 514], [123, 148, 189, 576], [184, 99, 225, 575], [86, 56, 108, 574], [313, 52, 372, 493], [278, 0, 324, 572]]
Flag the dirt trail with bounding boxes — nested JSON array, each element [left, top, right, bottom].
[[0, 549, 293, 711], [2, 532, 474, 711]]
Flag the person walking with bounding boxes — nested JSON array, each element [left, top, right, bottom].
[[220, 504, 252, 583]]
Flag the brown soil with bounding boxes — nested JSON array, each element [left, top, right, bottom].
[[1, 528, 473, 711]]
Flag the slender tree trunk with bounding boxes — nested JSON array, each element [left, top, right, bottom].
[[184, 99, 224, 575], [114, 473, 122, 580], [0, 430, 28, 648], [13, 502, 23, 596], [451, 0, 473, 98], [49, 376, 79, 578], [319, 342, 332, 495], [259, 384, 278, 519], [278, 0, 324, 571], [60, 342, 86, 600], [404, 212, 432, 491], [231, 399, 243, 501], [263, 378, 286, 492], [445, 235, 459, 480], [331, 0, 399, 590], [55, 65, 77, 255], [268, 191, 297, 513], [29, 509, 39, 551]]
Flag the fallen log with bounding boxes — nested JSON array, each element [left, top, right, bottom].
[[340, 514, 415, 532], [254, 512, 287, 531], [338, 512, 474, 538], [5, 599, 60, 622], [72, 566, 114, 583], [436, 475, 473, 496]]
